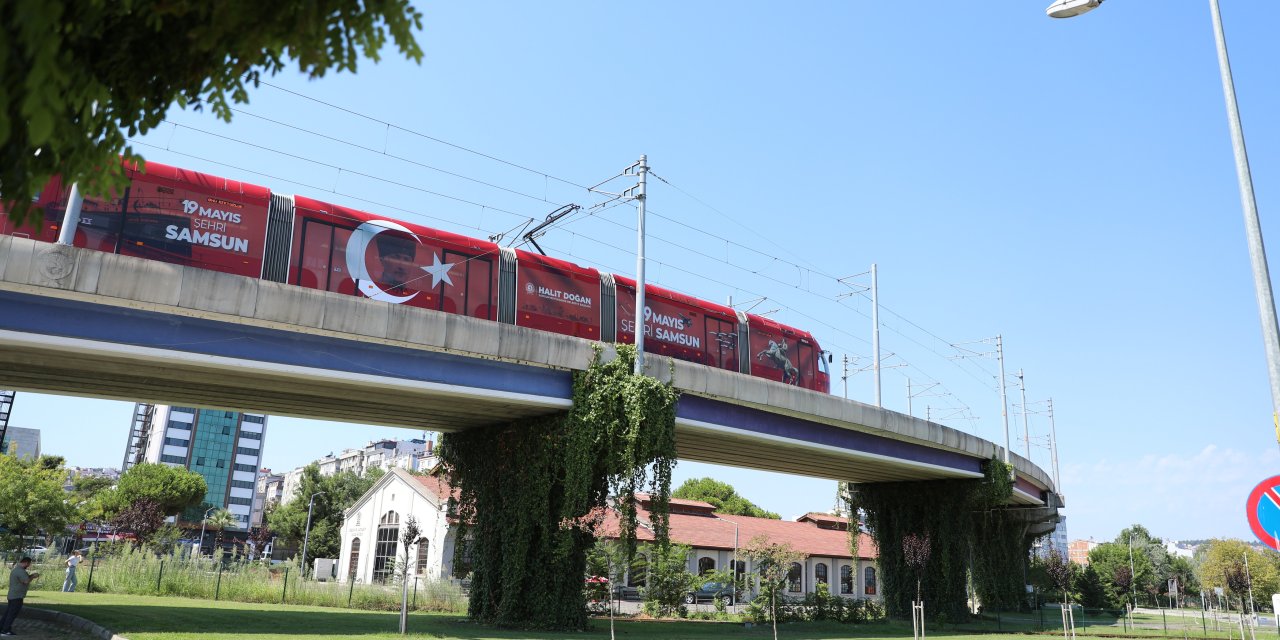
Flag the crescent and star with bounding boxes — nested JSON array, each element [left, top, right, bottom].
[[348, 221, 457, 303]]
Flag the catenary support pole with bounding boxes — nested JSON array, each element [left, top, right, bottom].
[[1048, 398, 1062, 490], [1208, 0, 1280, 449], [633, 155, 648, 376], [56, 183, 84, 246], [996, 335, 1011, 468], [871, 263, 881, 406], [1019, 369, 1031, 459]]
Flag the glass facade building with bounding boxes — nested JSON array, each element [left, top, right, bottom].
[[124, 404, 267, 529]]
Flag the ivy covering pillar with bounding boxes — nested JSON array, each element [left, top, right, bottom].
[[440, 345, 678, 630]]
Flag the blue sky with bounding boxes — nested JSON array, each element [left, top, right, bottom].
[[11, 1, 1280, 543]]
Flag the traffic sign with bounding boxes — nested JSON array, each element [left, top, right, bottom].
[[1246, 475, 1280, 551]]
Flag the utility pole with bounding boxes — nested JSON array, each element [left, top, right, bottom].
[[1209, 0, 1280, 451], [951, 336, 1012, 469], [57, 183, 84, 245], [632, 155, 648, 376], [1018, 369, 1031, 459], [300, 491, 326, 579], [589, 156, 648, 376], [996, 335, 1011, 469], [842, 355, 850, 400], [1047, 398, 1062, 491], [908, 379, 942, 419], [1129, 533, 1137, 610], [871, 263, 881, 407]]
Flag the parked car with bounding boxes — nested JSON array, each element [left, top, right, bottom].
[[23, 546, 49, 558], [684, 581, 733, 605]]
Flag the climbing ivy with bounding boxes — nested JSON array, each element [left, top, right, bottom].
[[440, 345, 678, 630], [845, 458, 1031, 622]]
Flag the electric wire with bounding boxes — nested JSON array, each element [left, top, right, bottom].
[[254, 79, 591, 191], [227, 107, 567, 206], [147, 86, 1011, 435], [162, 121, 536, 222], [242, 80, 1005, 406]]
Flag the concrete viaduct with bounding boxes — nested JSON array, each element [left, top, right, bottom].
[[0, 236, 1060, 531]]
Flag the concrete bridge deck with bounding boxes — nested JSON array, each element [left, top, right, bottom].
[[0, 236, 1059, 509]]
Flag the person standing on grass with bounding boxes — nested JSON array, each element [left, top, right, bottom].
[[1, 557, 39, 636], [63, 550, 82, 592]]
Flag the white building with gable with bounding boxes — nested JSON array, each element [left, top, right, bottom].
[[338, 467, 462, 583]]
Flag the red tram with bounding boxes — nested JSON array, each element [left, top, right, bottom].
[[2, 160, 831, 392]]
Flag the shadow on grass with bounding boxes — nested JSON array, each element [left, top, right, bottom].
[[30, 597, 926, 639]]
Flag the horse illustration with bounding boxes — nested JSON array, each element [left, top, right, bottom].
[[756, 339, 799, 385]]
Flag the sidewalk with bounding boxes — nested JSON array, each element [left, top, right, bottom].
[[3, 616, 99, 640]]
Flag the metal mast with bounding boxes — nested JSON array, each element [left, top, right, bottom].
[[1209, 0, 1280, 449], [632, 155, 648, 375], [996, 335, 1011, 468], [1018, 369, 1031, 459], [871, 264, 881, 406]]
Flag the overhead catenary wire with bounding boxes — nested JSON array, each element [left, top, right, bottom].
[[243, 80, 1009, 410], [227, 107, 569, 206], [253, 79, 591, 191], [148, 82, 1014, 437]]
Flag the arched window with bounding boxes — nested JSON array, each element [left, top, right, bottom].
[[840, 564, 853, 594], [734, 560, 746, 584], [815, 563, 828, 585], [415, 539, 430, 575], [698, 557, 716, 575], [864, 566, 877, 596], [373, 511, 400, 583], [348, 538, 361, 579], [787, 562, 803, 593]]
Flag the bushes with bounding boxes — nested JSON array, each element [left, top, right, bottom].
[[743, 585, 886, 625], [22, 548, 466, 613]]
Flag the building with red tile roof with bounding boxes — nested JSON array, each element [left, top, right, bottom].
[[340, 469, 881, 600]]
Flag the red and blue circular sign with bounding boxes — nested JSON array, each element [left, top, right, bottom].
[[1247, 476, 1280, 551]]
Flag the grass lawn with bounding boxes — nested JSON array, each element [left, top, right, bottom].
[[24, 591, 1033, 640], [28, 591, 1242, 640]]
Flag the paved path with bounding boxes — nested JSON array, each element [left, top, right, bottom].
[[5, 615, 99, 639]]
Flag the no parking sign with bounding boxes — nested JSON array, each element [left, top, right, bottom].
[[1246, 475, 1280, 551]]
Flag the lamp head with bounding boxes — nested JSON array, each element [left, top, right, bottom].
[[1046, 0, 1102, 19]]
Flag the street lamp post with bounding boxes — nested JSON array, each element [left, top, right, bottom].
[[1049, 0, 1280, 448], [713, 516, 740, 609], [300, 491, 325, 579], [1128, 533, 1137, 609], [198, 506, 216, 557]]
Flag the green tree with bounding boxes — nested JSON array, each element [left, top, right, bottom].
[[267, 465, 382, 560], [205, 508, 237, 550], [1088, 540, 1152, 608], [672, 477, 780, 519], [69, 472, 116, 524], [1074, 564, 1108, 608], [1168, 555, 1199, 604], [0, 0, 424, 227], [744, 535, 807, 640], [101, 463, 206, 517], [640, 542, 699, 619], [0, 455, 76, 552], [1195, 539, 1279, 612]]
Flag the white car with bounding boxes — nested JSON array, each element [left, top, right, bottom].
[[23, 546, 49, 557]]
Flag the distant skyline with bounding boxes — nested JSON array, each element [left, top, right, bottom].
[[6, 1, 1280, 543]]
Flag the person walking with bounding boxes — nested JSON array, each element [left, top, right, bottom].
[[63, 550, 82, 592], [1, 557, 39, 636]]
